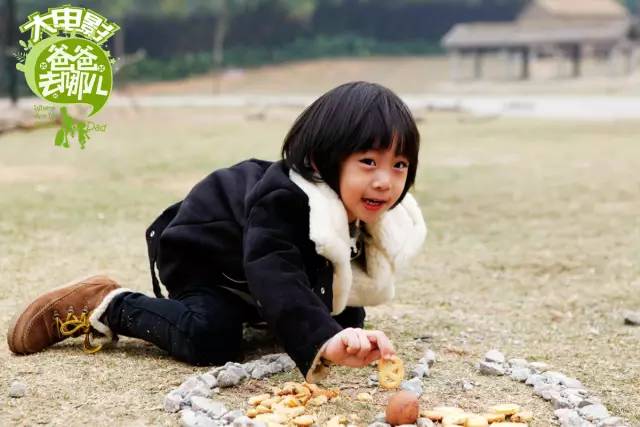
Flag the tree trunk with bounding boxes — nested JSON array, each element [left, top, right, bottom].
[[7, 0, 18, 105], [113, 27, 126, 72], [212, 1, 229, 68]]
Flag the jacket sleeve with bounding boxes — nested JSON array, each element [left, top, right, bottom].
[[243, 188, 343, 381]]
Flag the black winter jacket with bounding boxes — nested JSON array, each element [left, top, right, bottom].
[[145, 159, 427, 381]]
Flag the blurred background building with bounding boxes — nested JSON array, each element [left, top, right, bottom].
[[1, 0, 639, 102], [442, 0, 639, 80]]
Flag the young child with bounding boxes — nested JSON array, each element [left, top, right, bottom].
[[8, 81, 427, 383]]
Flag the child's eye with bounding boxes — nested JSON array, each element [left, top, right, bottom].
[[395, 161, 409, 169], [360, 158, 376, 166]]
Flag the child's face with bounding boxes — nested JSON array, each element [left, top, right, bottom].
[[339, 142, 409, 224]]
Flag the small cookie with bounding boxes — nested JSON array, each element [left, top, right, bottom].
[[442, 413, 468, 425], [482, 413, 506, 423], [511, 411, 533, 423], [421, 410, 444, 421], [465, 415, 489, 427], [489, 404, 521, 415], [378, 355, 405, 389], [292, 415, 315, 426]]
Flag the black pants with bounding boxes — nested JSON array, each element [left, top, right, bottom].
[[104, 286, 365, 366]]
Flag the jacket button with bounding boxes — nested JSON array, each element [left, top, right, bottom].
[[149, 230, 155, 238], [256, 299, 262, 307], [320, 287, 325, 295], [325, 260, 330, 267]]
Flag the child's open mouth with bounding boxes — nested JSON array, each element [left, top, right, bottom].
[[362, 198, 386, 211]]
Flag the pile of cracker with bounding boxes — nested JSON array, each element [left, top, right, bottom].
[[246, 381, 341, 426], [422, 403, 533, 426]]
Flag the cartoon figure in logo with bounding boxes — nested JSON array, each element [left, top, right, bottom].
[[54, 106, 91, 149]]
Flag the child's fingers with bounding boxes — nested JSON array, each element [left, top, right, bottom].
[[355, 329, 372, 359], [366, 330, 395, 358], [363, 349, 381, 365], [341, 329, 360, 354]]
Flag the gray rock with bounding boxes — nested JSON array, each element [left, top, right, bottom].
[[223, 409, 245, 424], [623, 311, 640, 326], [525, 373, 546, 386], [216, 370, 242, 388], [242, 361, 257, 374], [181, 408, 222, 427], [560, 390, 586, 408], [190, 396, 228, 419], [164, 391, 185, 413], [422, 349, 437, 367], [529, 361, 551, 373], [478, 360, 505, 376], [223, 363, 248, 381], [232, 416, 267, 427], [266, 362, 283, 374], [534, 382, 561, 400], [208, 366, 226, 377], [178, 376, 213, 399], [368, 373, 379, 387], [368, 423, 392, 427], [579, 405, 610, 422], [373, 412, 387, 423], [510, 367, 531, 382], [562, 377, 584, 389], [484, 349, 505, 364], [410, 363, 430, 378], [199, 373, 218, 389], [543, 371, 568, 386], [563, 388, 589, 398], [597, 417, 628, 427], [578, 397, 603, 408], [276, 354, 296, 370], [462, 381, 474, 391], [416, 418, 435, 427], [508, 358, 529, 368], [400, 377, 423, 396], [555, 409, 593, 427], [549, 389, 573, 409], [250, 363, 272, 379], [260, 353, 282, 363], [8, 381, 26, 398]]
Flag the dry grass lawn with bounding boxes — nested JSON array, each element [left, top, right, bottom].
[[0, 106, 639, 426]]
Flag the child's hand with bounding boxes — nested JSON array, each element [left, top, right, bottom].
[[321, 328, 395, 368]]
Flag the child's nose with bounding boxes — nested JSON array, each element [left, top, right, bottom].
[[372, 171, 391, 191]]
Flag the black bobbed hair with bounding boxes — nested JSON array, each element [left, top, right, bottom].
[[281, 81, 420, 208]]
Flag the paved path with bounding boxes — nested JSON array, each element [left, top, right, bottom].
[[3, 94, 640, 120]]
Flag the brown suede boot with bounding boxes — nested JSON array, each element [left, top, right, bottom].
[[7, 274, 129, 355]]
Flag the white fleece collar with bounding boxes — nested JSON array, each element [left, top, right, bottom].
[[289, 170, 427, 315]]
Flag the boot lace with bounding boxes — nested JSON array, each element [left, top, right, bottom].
[[53, 306, 103, 354]]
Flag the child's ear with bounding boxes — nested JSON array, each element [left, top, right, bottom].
[[311, 159, 319, 173]]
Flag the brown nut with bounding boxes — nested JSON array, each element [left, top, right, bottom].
[[385, 390, 420, 426]]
